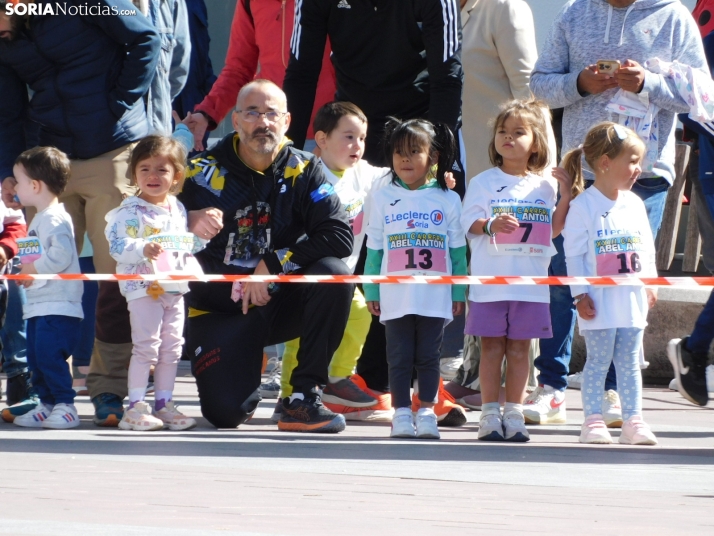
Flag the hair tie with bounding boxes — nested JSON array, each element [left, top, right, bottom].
[[577, 144, 583, 150], [613, 124, 628, 140]]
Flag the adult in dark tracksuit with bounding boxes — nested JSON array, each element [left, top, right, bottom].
[[283, 0, 464, 402], [178, 80, 354, 432], [0, 0, 160, 425]]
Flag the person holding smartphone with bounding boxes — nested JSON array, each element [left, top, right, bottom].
[[526, 0, 708, 427]]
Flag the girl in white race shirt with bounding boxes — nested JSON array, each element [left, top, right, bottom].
[[461, 99, 574, 443], [562, 122, 658, 446], [364, 118, 467, 440]]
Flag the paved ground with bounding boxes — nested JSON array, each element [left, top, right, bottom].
[[0, 364, 713, 536]]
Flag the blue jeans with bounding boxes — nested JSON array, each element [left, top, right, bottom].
[[689, 290, 714, 356], [27, 315, 81, 406], [74, 256, 98, 367], [536, 177, 669, 391], [0, 258, 27, 379]]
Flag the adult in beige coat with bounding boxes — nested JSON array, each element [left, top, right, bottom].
[[460, 0, 538, 182]]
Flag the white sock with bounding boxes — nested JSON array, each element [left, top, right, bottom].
[[481, 402, 501, 415], [128, 387, 146, 408], [416, 407, 435, 417], [289, 393, 305, 403], [504, 402, 523, 415]]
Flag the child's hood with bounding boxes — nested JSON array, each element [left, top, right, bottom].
[[105, 196, 174, 223]]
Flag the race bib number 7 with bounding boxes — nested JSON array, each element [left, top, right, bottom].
[[489, 204, 551, 256], [386, 232, 447, 275], [594, 234, 644, 276]]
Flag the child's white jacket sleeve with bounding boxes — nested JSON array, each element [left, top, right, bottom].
[[460, 178, 487, 240], [104, 206, 150, 265]]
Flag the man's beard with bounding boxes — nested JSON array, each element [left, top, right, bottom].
[[247, 128, 279, 154]]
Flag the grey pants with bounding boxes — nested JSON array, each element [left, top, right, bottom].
[[384, 315, 445, 408]]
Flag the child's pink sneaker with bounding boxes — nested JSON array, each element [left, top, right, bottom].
[[153, 401, 197, 431], [579, 414, 613, 444], [619, 416, 658, 445], [118, 401, 164, 431]]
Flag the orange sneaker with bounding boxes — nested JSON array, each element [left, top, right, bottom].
[[323, 374, 394, 422], [411, 378, 467, 427]]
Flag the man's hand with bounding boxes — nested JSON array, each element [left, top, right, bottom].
[[242, 259, 272, 314], [615, 59, 646, 93], [452, 301, 464, 316], [18, 262, 36, 288], [367, 301, 381, 316], [646, 287, 658, 309], [0, 246, 8, 270], [575, 294, 596, 320], [188, 208, 223, 241], [181, 111, 210, 151], [490, 214, 520, 234], [143, 242, 163, 260], [577, 64, 619, 95], [1, 176, 22, 210]]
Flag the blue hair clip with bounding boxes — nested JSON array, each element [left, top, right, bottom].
[[613, 124, 628, 140]]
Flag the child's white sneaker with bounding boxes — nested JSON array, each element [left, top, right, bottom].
[[619, 416, 657, 445], [42, 403, 80, 429], [415, 409, 440, 439], [14, 403, 54, 428], [390, 408, 416, 438], [579, 414, 613, 444], [478, 411, 504, 441], [119, 401, 164, 431], [602, 389, 623, 428], [153, 401, 197, 431], [503, 410, 530, 442]]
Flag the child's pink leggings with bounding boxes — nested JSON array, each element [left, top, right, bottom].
[[127, 294, 185, 402]]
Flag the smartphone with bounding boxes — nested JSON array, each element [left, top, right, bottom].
[[597, 59, 621, 75]]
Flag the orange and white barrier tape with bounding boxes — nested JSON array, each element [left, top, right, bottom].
[[1, 273, 713, 287]]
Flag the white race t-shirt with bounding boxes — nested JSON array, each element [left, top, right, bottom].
[[461, 167, 557, 304], [321, 159, 390, 272], [366, 181, 466, 322], [563, 186, 656, 332]]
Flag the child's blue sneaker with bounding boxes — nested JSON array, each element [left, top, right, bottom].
[[92, 393, 124, 427], [1, 396, 40, 423]]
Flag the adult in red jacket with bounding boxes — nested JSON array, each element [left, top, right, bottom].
[[185, 0, 335, 150]]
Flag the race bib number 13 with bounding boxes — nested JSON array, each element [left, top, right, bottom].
[[386, 232, 447, 275], [489, 204, 551, 256]]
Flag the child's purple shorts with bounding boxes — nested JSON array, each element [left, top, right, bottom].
[[465, 300, 553, 340]]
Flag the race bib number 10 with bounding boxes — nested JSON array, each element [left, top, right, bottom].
[[386, 232, 447, 275], [489, 204, 551, 256], [594, 234, 644, 276]]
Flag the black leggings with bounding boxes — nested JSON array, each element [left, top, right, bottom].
[[186, 257, 354, 428]]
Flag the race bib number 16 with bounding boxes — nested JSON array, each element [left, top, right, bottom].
[[489, 204, 551, 256], [594, 234, 644, 276]]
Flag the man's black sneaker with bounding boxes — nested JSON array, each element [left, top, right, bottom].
[[6, 373, 31, 406], [277, 395, 346, 433], [667, 337, 708, 406]]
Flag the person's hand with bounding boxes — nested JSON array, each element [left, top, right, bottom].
[[646, 287, 658, 309], [615, 59, 646, 93], [242, 259, 272, 314], [143, 242, 163, 260], [490, 214, 520, 234], [1, 176, 22, 210], [181, 111, 210, 151], [575, 294, 596, 320], [551, 167, 574, 198], [367, 301, 381, 316], [188, 208, 223, 241], [577, 64, 619, 95], [0, 246, 8, 270], [444, 171, 456, 190], [18, 262, 36, 288], [452, 301, 464, 316]]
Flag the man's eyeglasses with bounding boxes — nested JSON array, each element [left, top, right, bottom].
[[234, 110, 288, 123]]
